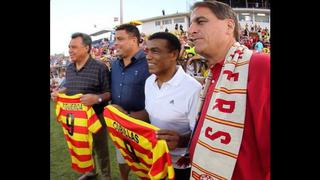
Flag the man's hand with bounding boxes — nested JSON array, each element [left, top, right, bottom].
[[51, 87, 66, 102], [80, 94, 99, 106], [156, 130, 181, 150], [51, 88, 59, 102]]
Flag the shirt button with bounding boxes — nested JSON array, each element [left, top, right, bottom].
[[120, 83, 122, 86], [118, 95, 121, 98], [122, 72, 124, 75], [211, 80, 215, 83]]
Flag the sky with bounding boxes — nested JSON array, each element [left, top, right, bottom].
[[50, 0, 202, 55]]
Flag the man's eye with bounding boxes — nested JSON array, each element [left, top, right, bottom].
[[152, 50, 160, 54]]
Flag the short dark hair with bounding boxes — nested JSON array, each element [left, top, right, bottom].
[[192, 0, 239, 41], [71, 32, 92, 53], [116, 24, 141, 45], [148, 32, 181, 60]]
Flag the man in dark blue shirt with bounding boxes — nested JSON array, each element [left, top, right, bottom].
[[111, 48, 149, 112], [110, 24, 150, 180]]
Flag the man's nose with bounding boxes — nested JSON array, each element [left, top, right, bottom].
[[188, 23, 196, 34], [146, 53, 152, 61]]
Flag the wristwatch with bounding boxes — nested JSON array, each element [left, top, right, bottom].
[[98, 95, 103, 103]]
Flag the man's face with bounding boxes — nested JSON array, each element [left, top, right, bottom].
[[145, 39, 176, 76], [68, 37, 89, 62], [114, 30, 136, 58], [188, 6, 231, 57]]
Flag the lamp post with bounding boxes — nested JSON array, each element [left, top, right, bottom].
[[120, 0, 123, 24]]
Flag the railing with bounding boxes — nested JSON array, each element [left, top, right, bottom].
[[247, 2, 270, 9], [230, 2, 270, 9]]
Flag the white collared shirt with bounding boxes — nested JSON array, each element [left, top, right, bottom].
[[145, 66, 201, 169]]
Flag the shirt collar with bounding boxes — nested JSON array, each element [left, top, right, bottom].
[[71, 56, 93, 72], [132, 49, 145, 62], [163, 65, 185, 87], [210, 59, 224, 73], [119, 49, 145, 66]]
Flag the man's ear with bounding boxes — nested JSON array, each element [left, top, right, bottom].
[[170, 50, 179, 62], [132, 37, 139, 45], [85, 45, 90, 53], [226, 19, 235, 36]]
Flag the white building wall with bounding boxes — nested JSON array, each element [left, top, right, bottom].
[[140, 9, 270, 35], [141, 16, 189, 36], [142, 21, 158, 35]]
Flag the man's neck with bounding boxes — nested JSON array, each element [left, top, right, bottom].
[[206, 39, 236, 66], [123, 48, 139, 67], [156, 65, 178, 88], [75, 54, 90, 70]]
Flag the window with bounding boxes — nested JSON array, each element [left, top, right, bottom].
[[162, 19, 172, 25], [155, 21, 161, 26], [173, 18, 185, 24], [254, 13, 269, 23], [238, 13, 252, 22]]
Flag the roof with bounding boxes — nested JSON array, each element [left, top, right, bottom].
[[90, 29, 113, 36], [139, 8, 270, 23], [139, 12, 190, 23]]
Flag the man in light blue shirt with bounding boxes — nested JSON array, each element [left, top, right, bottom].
[[254, 39, 264, 52]]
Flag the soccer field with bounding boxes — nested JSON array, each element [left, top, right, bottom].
[[50, 100, 139, 180]]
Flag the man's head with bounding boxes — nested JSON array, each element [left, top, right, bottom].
[[188, 0, 238, 59], [145, 32, 181, 75], [114, 24, 140, 58], [68, 32, 92, 62]]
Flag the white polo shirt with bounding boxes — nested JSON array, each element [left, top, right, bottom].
[[145, 66, 201, 169]]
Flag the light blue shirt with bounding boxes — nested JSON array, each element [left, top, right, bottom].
[[255, 41, 264, 52]]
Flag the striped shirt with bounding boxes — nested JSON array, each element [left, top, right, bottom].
[[55, 93, 102, 173], [103, 105, 175, 180]]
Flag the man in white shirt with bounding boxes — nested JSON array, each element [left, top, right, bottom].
[[144, 32, 201, 179]]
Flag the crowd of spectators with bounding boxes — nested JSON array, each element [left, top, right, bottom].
[[50, 22, 270, 89], [50, 54, 69, 92], [239, 23, 270, 53]]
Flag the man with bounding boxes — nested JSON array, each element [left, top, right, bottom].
[[144, 32, 202, 179], [254, 39, 264, 52], [111, 24, 150, 180], [51, 32, 111, 180], [187, 1, 270, 180]]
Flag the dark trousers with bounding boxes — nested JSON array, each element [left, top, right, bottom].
[[174, 168, 191, 180], [91, 114, 111, 180], [162, 168, 191, 180]]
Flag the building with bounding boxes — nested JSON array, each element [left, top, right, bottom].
[[89, 28, 113, 44], [139, 0, 270, 36], [139, 12, 190, 35]]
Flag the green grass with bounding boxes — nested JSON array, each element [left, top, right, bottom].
[[50, 100, 139, 180]]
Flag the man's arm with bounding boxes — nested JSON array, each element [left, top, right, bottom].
[[111, 104, 149, 123], [80, 92, 111, 106], [248, 53, 270, 178], [80, 64, 112, 106], [129, 109, 149, 123]]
